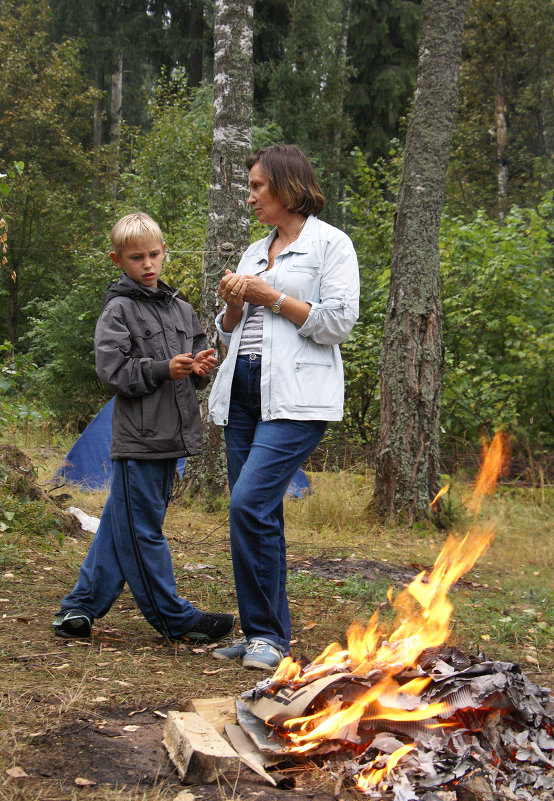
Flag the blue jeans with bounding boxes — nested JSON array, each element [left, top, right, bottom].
[[224, 355, 326, 653], [58, 458, 202, 638]]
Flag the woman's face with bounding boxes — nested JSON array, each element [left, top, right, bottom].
[[248, 162, 288, 226]]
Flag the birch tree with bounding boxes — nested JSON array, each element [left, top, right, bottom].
[[373, 0, 468, 523], [198, 0, 254, 496]]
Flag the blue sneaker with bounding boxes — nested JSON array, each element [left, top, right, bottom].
[[212, 637, 248, 661], [242, 638, 284, 670]]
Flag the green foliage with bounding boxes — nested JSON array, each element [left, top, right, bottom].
[[345, 0, 421, 159], [116, 72, 213, 307], [24, 73, 214, 425], [24, 253, 114, 428], [440, 195, 553, 451], [0, 0, 97, 345], [340, 147, 553, 456], [449, 0, 554, 215], [340, 147, 399, 445], [0, 494, 64, 551], [0, 341, 45, 431]]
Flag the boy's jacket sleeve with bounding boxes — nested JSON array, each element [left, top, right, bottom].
[[95, 305, 164, 397]]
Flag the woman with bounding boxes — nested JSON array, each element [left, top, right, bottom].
[[208, 144, 359, 670]]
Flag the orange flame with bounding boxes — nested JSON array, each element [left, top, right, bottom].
[[430, 483, 450, 511], [355, 743, 415, 790], [466, 430, 509, 514], [266, 431, 510, 788]]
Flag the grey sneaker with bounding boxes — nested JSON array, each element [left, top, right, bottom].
[[212, 637, 248, 662], [242, 638, 284, 670], [52, 610, 92, 638]]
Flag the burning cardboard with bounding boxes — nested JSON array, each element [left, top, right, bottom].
[[236, 434, 554, 798], [239, 646, 553, 798]]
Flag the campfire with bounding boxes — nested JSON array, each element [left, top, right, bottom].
[[236, 433, 554, 799]]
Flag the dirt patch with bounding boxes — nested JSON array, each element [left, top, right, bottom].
[[24, 707, 343, 800], [27, 708, 176, 787], [290, 555, 422, 587], [289, 556, 481, 589]]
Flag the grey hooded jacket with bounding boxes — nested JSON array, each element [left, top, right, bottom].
[[95, 275, 208, 460]]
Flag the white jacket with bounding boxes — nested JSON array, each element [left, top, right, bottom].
[[208, 215, 359, 425]]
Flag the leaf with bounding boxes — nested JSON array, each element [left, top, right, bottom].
[[6, 767, 29, 778], [303, 621, 317, 630], [128, 707, 148, 717], [74, 777, 97, 787], [122, 725, 140, 732]]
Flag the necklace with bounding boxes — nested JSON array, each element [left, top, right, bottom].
[[267, 217, 307, 270], [279, 216, 307, 246]]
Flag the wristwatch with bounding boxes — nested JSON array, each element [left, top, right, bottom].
[[271, 293, 287, 314]]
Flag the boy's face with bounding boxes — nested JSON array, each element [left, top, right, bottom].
[[110, 237, 166, 288]]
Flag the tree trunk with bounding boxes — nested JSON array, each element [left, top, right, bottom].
[[373, 0, 468, 523], [329, 0, 352, 227], [110, 51, 123, 146], [495, 74, 508, 221], [192, 0, 254, 497]]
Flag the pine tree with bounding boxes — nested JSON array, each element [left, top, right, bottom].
[[373, 0, 468, 522]]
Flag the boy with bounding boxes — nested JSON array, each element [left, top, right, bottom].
[[52, 212, 235, 643]]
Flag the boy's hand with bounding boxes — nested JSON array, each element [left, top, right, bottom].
[[191, 348, 217, 377], [169, 353, 195, 379]]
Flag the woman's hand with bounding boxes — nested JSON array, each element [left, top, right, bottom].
[[219, 269, 247, 307], [242, 275, 277, 306]]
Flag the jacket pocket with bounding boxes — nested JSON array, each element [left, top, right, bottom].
[[288, 256, 321, 275], [129, 322, 166, 359], [116, 396, 144, 442], [291, 350, 333, 408], [174, 320, 194, 353]]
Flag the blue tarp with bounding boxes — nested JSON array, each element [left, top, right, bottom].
[[55, 397, 311, 497]]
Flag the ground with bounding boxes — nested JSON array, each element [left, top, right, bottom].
[[1, 445, 553, 801]]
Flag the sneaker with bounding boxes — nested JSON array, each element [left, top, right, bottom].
[[180, 612, 236, 643], [212, 637, 248, 662], [242, 638, 284, 670], [52, 610, 92, 638]]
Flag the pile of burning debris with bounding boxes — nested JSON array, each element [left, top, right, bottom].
[[165, 434, 553, 798], [238, 433, 553, 799], [238, 644, 553, 799]]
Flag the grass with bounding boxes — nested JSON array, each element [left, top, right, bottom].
[[0, 435, 553, 800]]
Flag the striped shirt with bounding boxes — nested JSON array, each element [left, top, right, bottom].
[[238, 305, 264, 356]]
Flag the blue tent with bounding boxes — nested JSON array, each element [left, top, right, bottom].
[[55, 397, 310, 497], [55, 398, 185, 490]]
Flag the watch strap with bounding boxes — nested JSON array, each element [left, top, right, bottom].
[[271, 293, 287, 314]]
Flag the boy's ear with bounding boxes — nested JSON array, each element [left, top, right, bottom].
[[110, 251, 123, 268]]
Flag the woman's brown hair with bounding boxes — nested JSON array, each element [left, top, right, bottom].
[[246, 145, 325, 217]]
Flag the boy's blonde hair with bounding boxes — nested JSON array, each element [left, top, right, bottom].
[[110, 212, 164, 253]]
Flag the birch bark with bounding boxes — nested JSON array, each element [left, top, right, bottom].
[[196, 0, 254, 496]]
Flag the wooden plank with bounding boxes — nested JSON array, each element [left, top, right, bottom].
[[184, 696, 236, 736], [163, 711, 239, 784]]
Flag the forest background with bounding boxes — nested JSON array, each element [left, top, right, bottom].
[[0, 0, 552, 473]]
